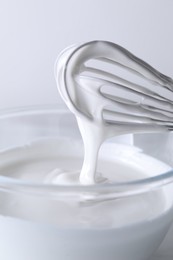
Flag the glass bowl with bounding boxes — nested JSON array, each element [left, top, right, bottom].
[[0, 104, 173, 260]]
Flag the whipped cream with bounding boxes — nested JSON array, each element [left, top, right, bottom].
[[0, 137, 172, 260], [0, 137, 171, 227], [55, 41, 173, 184]]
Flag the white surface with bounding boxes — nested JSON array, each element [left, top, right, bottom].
[[152, 223, 173, 260], [0, 0, 173, 109]]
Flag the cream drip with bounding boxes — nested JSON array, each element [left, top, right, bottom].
[[55, 41, 173, 184]]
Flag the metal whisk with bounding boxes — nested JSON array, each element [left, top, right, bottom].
[[55, 41, 173, 136]]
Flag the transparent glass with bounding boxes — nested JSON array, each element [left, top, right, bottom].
[[0, 104, 173, 260]]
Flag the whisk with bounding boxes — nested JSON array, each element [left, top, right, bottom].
[[55, 41, 173, 184], [55, 41, 173, 134]]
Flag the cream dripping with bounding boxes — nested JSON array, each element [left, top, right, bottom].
[[55, 41, 173, 185]]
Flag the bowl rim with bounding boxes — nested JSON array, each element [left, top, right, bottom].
[[0, 104, 173, 199]]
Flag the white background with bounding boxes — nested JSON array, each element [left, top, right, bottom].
[[0, 0, 173, 109]]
